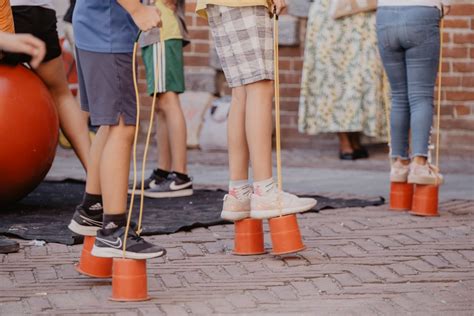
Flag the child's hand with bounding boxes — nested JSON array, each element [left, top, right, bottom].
[[130, 4, 162, 31], [273, 0, 287, 15], [0, 32, 45, 68]]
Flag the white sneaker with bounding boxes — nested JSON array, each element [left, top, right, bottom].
[[221, 194, 251, 221], [390, 160, 410, 182], [250, 190, 317, 219], [408, 163, 444, 185]]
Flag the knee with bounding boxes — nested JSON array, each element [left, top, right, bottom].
[[108, 124, 136, 143]]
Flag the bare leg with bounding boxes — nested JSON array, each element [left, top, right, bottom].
[[100, 117, 136, 214], [348, 132, 362, 150], [155, 110, 171, 171], [35, 56, 91, 171], [156, 92, 187, 174], [244, 81, 274, 182], [338, 132, 353, 154], [228, 86, 250, 181], [85, 126, 109, 195]]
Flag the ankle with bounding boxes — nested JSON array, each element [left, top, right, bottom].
[[396, 158, 410, 166], [413, 156, 427, 166], [253, 178, 276, 196], [229, 180, 252, 199]]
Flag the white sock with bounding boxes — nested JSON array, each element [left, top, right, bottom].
[[229, 180, 252, 200], [253, 178, 276, 196]]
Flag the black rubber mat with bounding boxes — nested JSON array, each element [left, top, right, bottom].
[[0, 181, 384, 245]]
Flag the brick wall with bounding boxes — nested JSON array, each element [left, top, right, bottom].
[[140, 1, 474, 157]]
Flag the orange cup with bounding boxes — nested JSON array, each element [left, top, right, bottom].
[[75, 236, 113, 278], [110, 258, 150, 302], [268, 214, 305, 255], [390, 182, 414, 211], [233, 218, 266, 256], [410, 184, 439, 217]]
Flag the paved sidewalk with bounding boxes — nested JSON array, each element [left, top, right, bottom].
[[1, 148, 473, 315], [0, 201, 473, 315]]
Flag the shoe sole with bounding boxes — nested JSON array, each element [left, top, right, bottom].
[[221, 210, 251, 221], [143, 189, 193, 199], [250, 200, 317, 219], [408, 175, 444, 185], [68, 220, 100, 236], [91, 245, 166, 260]]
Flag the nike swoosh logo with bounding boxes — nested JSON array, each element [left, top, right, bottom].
[[149, 180, 157, 189], [80, 215, 102, 227], [169, 181, 192, 191], [96, 237, 122, 249]]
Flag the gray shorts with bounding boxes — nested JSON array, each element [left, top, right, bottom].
[[76, 48, 136, 126]]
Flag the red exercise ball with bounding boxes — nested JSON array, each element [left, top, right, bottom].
[[0, 64, 59, 204]]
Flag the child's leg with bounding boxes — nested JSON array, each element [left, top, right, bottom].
[[99, 116, 135, 214], [85, 126, 109, 195], [156, 92, 187, 174], [228, 86, 250, 182], [156, 110, 172, 172], [36, 57, 91, 171], [244, 80, 274, 182]]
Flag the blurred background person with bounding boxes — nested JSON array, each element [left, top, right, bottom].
[[377, 0, 450, 184], [298, 0, 389, 160]]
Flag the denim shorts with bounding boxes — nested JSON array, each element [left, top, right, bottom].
[[76, 48, 136, 126]]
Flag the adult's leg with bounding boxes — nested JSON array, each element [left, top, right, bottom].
[[405, 20, 440, 165], [244, 80, 273, 182], [377, 31, 410, 162], [228, 86, 249, 181], [99, 117, 135, 214], [155, 110, 172, 172], [338, 132, 353, 154], [36, 57, 91, 170], [156, 92, 187, 174]]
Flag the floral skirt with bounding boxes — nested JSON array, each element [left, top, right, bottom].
[[298, 0, 389, 138]]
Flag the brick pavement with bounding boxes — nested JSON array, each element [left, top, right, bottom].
[[0, 200, 473, 315]]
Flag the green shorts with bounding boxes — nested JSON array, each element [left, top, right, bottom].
[[142, 39, 185, 95]]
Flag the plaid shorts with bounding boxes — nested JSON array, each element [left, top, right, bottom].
[[207, 5, 274, 88]]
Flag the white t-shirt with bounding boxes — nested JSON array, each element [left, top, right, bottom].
[[378, 0, 451, 10], [9, 0, 54, 10]]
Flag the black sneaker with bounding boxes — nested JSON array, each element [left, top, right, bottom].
[[143, 172, 193, 198], [68, 204, 103, 236], [128, 169, 167, 194], [91, 226, 166, 259]]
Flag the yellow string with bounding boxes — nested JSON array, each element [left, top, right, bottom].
[[273, 12, 283, 217], [123, 41, 141, 257], [137, 37, 162, 236], [123, 32, 161, 257], [435, 19, 444, 172]]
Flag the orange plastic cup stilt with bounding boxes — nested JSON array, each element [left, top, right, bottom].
[[233, 218, 266, 255], [75, 236, 113, 278], [389, 182, 414, 211], [110, 258, 150, 302], [410, 184, 439, 217], [269, 214, 305, 255]]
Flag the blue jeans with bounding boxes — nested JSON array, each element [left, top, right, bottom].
[[376, 6, 441, 159]]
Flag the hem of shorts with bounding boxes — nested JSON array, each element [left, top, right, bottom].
[[148, 89, 185, 96], [90, 115, 137, 127], [228, 73, 274, 88]]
